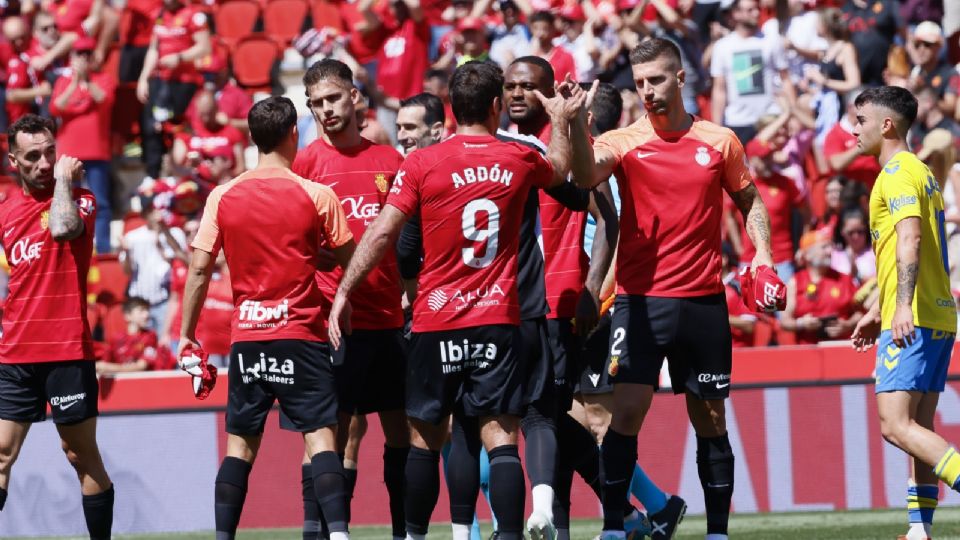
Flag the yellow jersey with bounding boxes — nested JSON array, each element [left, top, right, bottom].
[[869, 150, 956, 332]]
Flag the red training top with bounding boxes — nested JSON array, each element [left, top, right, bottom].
[[376, 17, 429, 99], [292, 137, 405, 330], [152, 4, 208, 83], [387, 133, 554, 332], [792, 268, 857, 345], [107, 328, 175, 370], [50, 72, 118, 161], [192, 168, 353, 343], [0, 186, 97, 363], [731, 171, 802, 265]]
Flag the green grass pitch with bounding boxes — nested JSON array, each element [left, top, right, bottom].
[[14, 507, 960, 540]]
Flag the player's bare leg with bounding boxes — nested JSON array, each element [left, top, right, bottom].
[[338, 413, 368, 526], [405, 417, 450, 540], [0, 419, 31, 499], [380, 409, 411, 540], [878, 391, 954, 470], [901, 393, 940, 540], [685, 394, 730, 540], [57, 418, 114, 540]]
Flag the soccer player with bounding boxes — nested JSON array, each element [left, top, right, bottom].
[[849, 86, 959, 540], [291, 59, 409, 540], [559, 38, 777, 540], [0, 114, 113, 539], [179, 97, 356, 540], [327, 61, 577, 540]]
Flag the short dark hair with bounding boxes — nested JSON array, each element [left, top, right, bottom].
[[303, 58, 353, 88], [450, 61, 504, 126], [629, 37, 682, 69], [400, 93, 445, 126], [583, 82, 622, 135], [123, 296, 150, 313], [510, 56, 555, 85], [854, 85, 918, 132], [7, 114, 54, 152], [529, 10, 554, 25], [248, 96, 297, 153], [424, 68, 449, 83]]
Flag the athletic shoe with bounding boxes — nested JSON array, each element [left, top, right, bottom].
[[526, 510, 557, 540], [487, 532, 499, 540], [624, 508, 652, 539], [646, 495, 686, 539], [896, 536, 931, 540]]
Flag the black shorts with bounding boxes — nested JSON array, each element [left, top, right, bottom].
[[406, 325, 524, 424], [332, 328, 406, 415], [521, 317, 555, 414], [227, 340, 338, 435], [544, 317, 577, 411], [577, 311, 614, 395], [0, 360, 98, 424], [608, 294, 732, 399], [118, 45, 148, 83]]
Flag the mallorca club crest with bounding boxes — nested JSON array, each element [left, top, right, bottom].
[[39, 210, 49, 230], [608, 355, 620, 377], [695, 147, 710, 167], [375, 173, 389, 193]]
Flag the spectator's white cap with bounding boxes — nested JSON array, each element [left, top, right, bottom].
[[719, 0, 736, 10], [913, 20, 943, 44]]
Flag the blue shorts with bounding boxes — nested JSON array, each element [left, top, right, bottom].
[[875, 327, 955, 393]]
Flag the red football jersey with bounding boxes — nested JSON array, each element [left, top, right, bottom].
[[5, 52, 41, 125], [545, 47, 577, 83], [595, 117, 752, 297], [792, 268, 857, 345], [50, 72, 117, 161], [0, 186, 97, 363], [292, 137, 405, 330], [823, 120, 881, 188], [192, 168, 353, 343], [387, 134, 554, 332], [179, 122, 245, 163], [376, 18, 429, 99], [169, 263, 233, 355], [107, 328, 175, 370], [724, 281, 754, 348], [152, 5, 208, 83], [52, 0, 93, 35], [121, 0, 163, 47], [731, 171, 801, 265]]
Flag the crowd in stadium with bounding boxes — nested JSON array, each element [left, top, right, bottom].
[[0, 0, 957, 371]]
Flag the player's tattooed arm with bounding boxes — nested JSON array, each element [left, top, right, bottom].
[[730, 184, 774, 266], [49, 156, 85, 241], [894, 217, 922, 307]]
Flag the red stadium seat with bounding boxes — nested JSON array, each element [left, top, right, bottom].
[[310, 0, 343, 31], [231, 34, 280, 92], [263, 0, 308, 45], [213, 0, 261, 47]]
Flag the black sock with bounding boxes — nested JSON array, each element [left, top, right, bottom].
[[0, 486, 7, 511], [448, 415, 482, 526], [301, 464, 322, 540], [312, 451, 348, 534], [404, 447, 441, 536], [697, 434, 734, 536], [82, 484, 114, 540], [558, 414, 602, 499], [553, 460, 573, 533], [343, 466, 357, 525], [383, 445, 409, 538], [215, 457, 252, 540], [600, 429, 636, 531], [488, 444, 525, 539], [520, 404, 557, 489]]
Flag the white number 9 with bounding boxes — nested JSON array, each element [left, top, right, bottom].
[[461, 198, 500, 269]]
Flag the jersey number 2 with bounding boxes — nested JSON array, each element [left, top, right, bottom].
[[462, 198, 500, 269]]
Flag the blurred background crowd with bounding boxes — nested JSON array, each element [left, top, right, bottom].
[[0, 0, 957, 369]]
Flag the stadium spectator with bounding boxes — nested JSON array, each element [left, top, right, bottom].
[[824, 88, 882, 188], [117, 0, 163, 83], [433, 16, 491, 69], [119, 197, 188, 331], [556, 2, 599, 81], [728, 136, 807, 282], [371, 0, 430, 143], [722, 243, 755, 348], [830, 208, 876, 285], [184, 59, 253, 132], [762, 0, 826, 84], [136, 0, 211, 178], [781, 228, 861, 344], [48, 38, 116, 254], [96, 296, 175, 374], [171, 91, 246, 185], [906, 20, 958, 118], [910, 87, 960, 157], [528, 10, 577, 82], [841, 0, 902, 87], [750, 105, 815, 192], [944, 162, 960, 291], [2, 16, 51, 126], [422, 68, 456, 135], [800, 7, 860, 142], [489, 0, 531, 67], [166, 248, 232, 368], [710, 0, 794, 143]]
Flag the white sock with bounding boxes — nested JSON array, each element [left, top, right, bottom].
[[705, 535, 729, 540], [330, 533, 349, 540], [531, 484, 555, 518], [452, 523, 472, 540], [405, 534, 426, 540], [905, 522, 928, 539], [601, 530, 626, 539]]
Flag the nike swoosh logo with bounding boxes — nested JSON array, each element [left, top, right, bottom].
[[325, 181, 340, 189], [715, 382, 730, 389], [3, 228, 13, 238], [636, 152, 657, 159], [58, 401, 80, 411]]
